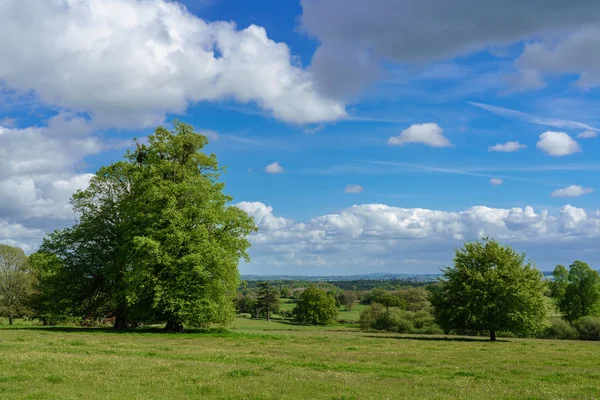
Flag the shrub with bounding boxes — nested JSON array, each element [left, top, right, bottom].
[[573, 317, 600, 341], [359, 305, 442, 334], [538, 318, 578, 340]]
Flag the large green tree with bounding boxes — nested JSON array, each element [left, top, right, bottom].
[[431, 238, 547, 341], [293, 287, 338, 325], [34, 122, 256, 331], [0, 244, 33, 325], [551, 261, 600, 323]]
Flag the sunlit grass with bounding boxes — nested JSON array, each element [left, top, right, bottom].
[[1, 318, 599, 399]]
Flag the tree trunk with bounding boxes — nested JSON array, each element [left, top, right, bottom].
[[490, 330, 496, 341], [266, 308, 270, 321], [114, 310, 128, 330], [165, 320, 184, 333], [8, 316, 13, 325]]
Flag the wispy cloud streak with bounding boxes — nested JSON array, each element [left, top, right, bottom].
[[467, 101, 599, 132]]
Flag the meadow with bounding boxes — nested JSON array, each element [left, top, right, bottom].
[[1, 316, 600, 400]]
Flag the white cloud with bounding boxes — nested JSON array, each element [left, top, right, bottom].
[[237, 201, 600, 273], [536, 131, 580, 156], [388, 123, 451, 148], [344, 184, 363, 193], [265, 162, 284, 174], [0, 115, 124, 253], [578, 130, 598, 139], [490, 178, 503, 186], [551, 185, 594, 198], [0, 0, 346, 127], [488, 141, 527, 152]]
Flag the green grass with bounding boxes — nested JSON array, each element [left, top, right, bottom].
[[1, 318, 600, 399]]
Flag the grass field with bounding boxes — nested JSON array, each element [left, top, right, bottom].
[[1, 317, 600, 399]]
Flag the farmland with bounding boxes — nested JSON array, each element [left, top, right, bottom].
[[1, 317, 599, 399]]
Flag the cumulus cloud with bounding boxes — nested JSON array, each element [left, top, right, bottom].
[[536, 131, 580, 156], [490, 178, 503, 186], [578, 130, 598, 139], [0, 115, 122, 252], [0, 0, 345, 127], [489, 141, 527, 152], [551, 185, 594, 198], [265, 162, 284, 174], [344, 184, 363, 193], [388, 123, 451, 148], [301, 0, 600, 98], [237, 201, 600, 273]]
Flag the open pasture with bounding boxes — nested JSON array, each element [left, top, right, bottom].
[[1, 318, 599, 399]]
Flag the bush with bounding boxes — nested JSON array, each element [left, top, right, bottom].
[[359, 305, 442, 334], [573, 317, 600, 341], [538, 318, 578, 340]]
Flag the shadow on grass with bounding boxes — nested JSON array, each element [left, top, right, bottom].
[[1, 326, 232, 335], [365, 334, 508, 343]]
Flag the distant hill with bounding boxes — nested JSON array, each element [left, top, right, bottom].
[[242, 270, 558, 282], [241, 273, 440, 282]]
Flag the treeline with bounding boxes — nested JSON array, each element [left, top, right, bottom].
[[327, 279, 432, 291]]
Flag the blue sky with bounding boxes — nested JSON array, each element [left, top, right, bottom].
[[1, 0, 599, 275]]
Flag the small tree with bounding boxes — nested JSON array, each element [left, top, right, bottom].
[[341, 291, 358, 311], [256, 282, 279, 321], [293, 287, 338, 325], [0, 245, 33, 325], [431, 238, 547, 341], [551, 261, 600, 323]]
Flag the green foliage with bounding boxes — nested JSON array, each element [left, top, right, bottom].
[[551, 261, 600, 323], [234, 293, 256, 314], [293, 287, 338, 325], [374, 293, 406, 309], [28, 251, 80, 325], [431, 238, 548, 340], [572, 317, 600, 341], [339, 291, 358, 311], [32, 122, 256, 331], [0, 245, 33, 324], [256, 282, 280, 321], [399, 287, 431, 312], [538, 318, 579, 340], [359, 304, 442, 334]]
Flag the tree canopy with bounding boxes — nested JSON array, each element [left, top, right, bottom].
[[431, 238, 547, 341], [551, 261, 600, 323], [293, 287, 338, 325], [0, 244, 33, 324], [31, 122, 256, 331]]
